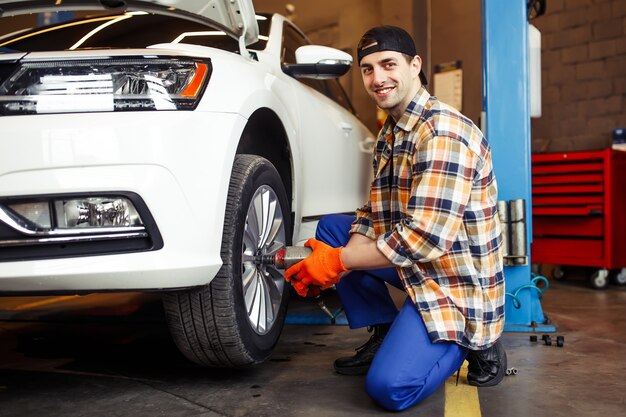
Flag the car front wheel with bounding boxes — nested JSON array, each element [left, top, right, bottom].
[[163, 155, 291, 367]]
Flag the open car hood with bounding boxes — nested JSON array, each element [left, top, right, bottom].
[[0, 0, 259, 45]]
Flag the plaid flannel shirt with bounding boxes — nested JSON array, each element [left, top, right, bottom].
[[351, 87, 505, 350]]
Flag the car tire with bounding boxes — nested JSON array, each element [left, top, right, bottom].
[[163, 154, 291, 367]]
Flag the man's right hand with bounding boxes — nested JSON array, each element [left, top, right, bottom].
[[284, 238, 348, 296], [291, 280, 321, 298]]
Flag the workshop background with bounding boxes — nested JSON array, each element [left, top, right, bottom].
[[1, 1, 625, 416], [3, 0, 623, 149], [258, 0, 626, 153]]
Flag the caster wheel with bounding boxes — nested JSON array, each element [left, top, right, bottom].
[[551, 265, 565, 281], [611, 268, 626, 286], [590, 269, 609, 290]]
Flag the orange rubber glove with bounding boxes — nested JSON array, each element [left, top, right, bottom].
[[284, 238, 348, 297], [291, 280, 321, 298]]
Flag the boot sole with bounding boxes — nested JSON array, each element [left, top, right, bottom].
[[334, 363, 370, 376]]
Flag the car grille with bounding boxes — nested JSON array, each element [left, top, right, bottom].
[[0, 62, 16, 86]]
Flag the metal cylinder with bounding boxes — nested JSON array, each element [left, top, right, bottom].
[[509, 199, 527, 265], [497, 200, 510, 257], [280, 246, 313, 269]]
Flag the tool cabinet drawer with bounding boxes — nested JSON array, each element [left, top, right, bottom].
[[532, 161, 603, 175], [533, 217, 603, 237], [532, 184, 603, 195], [532, 173, 603, 185], [532, 205, 603, 216], [532, 195, 603, 206], [532, 238, 604, 264], [531, 149, 626, 271]]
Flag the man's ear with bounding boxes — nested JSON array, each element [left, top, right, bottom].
[[411, 55, 423, 80]]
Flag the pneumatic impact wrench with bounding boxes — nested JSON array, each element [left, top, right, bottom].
[[254, 246, 338, 323]]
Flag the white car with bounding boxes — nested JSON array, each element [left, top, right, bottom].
[[0, 0, 373, 367]]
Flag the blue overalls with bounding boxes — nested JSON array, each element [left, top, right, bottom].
[[316, 214, 468, 411]]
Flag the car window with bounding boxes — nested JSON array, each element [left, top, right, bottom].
[[326, 79, 356, 114], [280, 23, 328, 98], [280, 23, 355, 114], [0, 11, 270, 53], [280, 22, 307, 65]]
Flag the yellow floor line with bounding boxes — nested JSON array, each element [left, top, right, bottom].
[[8, 295, 80, 311], [445, 360, 481, 417]]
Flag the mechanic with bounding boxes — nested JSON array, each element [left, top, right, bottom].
[[285, 25, 506, 411]]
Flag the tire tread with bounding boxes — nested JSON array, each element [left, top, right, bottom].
[[163, 155, 287, 367]]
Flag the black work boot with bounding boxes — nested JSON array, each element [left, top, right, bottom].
[[467, 339, 507, 387], [334, 323, 391, 376]]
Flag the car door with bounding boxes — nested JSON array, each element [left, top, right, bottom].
[[280, 23, 373, 217]]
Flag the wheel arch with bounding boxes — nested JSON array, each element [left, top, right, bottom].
[[236, 108, 293, 209]]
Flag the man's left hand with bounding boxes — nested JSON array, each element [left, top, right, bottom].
[[290, 280, 321, 298]]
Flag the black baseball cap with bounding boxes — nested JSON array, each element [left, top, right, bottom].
[[357, 25, 428, 85]]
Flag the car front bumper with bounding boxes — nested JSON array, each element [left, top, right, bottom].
[[0, 110, 245, 293]]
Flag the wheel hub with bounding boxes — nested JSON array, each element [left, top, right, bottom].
[[241, 185, 286, 335]]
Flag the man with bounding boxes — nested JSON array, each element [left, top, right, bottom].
[[285, 25, 506, 411]]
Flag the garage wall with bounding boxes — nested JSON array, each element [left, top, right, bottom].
[[531, 0, 626, 152], [430, 0, 482, 125]]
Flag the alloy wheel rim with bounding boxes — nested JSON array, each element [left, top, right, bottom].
[[241, 185, 286, 335]]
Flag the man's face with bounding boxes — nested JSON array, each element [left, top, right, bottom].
[[359, 50, 422, 119]]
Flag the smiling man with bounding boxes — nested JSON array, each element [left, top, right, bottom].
[[284, 26, 506, 411], [358, 30, 428, 121]]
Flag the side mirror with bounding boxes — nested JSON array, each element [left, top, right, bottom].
[[283, 45, 352, 79]]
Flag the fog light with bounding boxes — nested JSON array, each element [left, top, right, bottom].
[[7, 202, 51, 229], [55, 197, 142, 228]]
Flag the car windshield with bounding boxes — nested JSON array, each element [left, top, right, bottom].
[[0, 9, 270, 54]]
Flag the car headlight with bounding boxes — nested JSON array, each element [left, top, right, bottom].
[[0, 58, 211, 115]]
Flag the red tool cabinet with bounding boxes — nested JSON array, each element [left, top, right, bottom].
[[530, 149, 626, 288]]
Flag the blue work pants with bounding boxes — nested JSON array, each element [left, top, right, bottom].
[[316, 214, 468, 411]]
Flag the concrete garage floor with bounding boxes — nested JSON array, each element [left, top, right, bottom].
[[0, 276, 625, 417]]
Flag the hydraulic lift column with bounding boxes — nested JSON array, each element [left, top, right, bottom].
[[481, 0, 555, 332]]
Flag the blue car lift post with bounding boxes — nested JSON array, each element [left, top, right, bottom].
[[482, 0, 555, 333]]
